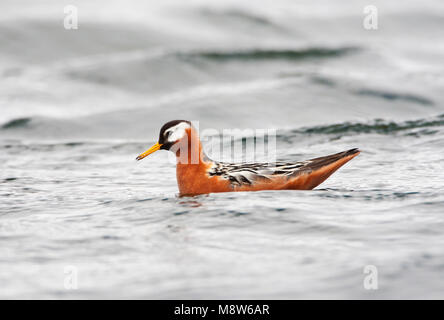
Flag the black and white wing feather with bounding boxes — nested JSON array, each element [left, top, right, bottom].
[[208, 161, 311, 186], [207, 148, 359, 187]]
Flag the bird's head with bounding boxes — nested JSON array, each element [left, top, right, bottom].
[[136, 120, 194, 161]]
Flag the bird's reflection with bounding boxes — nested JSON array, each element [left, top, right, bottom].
[[177, 194, 209, 207]]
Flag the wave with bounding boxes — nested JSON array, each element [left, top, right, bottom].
[[309, 76, 435, 107], [1, 118, 32, 129], [354, 89, 434, 106], [293, 114, 444, 136], [199, 8, 277, 28], [3, 114, 443, 142], [188, 47, 359, 62]]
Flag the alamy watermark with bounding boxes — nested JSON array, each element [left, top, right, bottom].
[[363, 265, 378, 290], [64, 5, 78, 30], [363, 5, 378, 30], [64, 265, 78, 290], [163, 121, 277, 165]]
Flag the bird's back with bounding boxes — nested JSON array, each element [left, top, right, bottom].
[[204, 148, 360, 193]]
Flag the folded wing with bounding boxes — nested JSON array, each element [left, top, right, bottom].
[[208, 148, 360, 189]]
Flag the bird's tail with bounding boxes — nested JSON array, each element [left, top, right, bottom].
[[288, 148, 360, 190]]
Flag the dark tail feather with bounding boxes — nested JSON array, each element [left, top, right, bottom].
[[288, 148, 360, 190], [305, 148, 360, 172]]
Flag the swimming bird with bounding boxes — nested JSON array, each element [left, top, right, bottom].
[[136, 120, 360, 196]]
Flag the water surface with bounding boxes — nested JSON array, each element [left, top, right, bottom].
[[1, 0, 444, 299]]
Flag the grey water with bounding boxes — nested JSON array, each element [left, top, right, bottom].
[[1, 0, 444, 299]]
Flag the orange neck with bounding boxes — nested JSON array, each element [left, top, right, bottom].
[[175, 128, 212, 194], [173, 127, 209, 165]]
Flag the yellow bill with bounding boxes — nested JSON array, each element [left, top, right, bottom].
[[136, 142, 162, 161]]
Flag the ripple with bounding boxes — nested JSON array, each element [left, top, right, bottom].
[[290, 114, 444, 136], [1, 118, 32, 129], [355, 89, 434, 106], [190, 47, 359, 62]]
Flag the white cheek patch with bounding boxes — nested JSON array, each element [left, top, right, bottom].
[[165, 122, 190, 143]]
